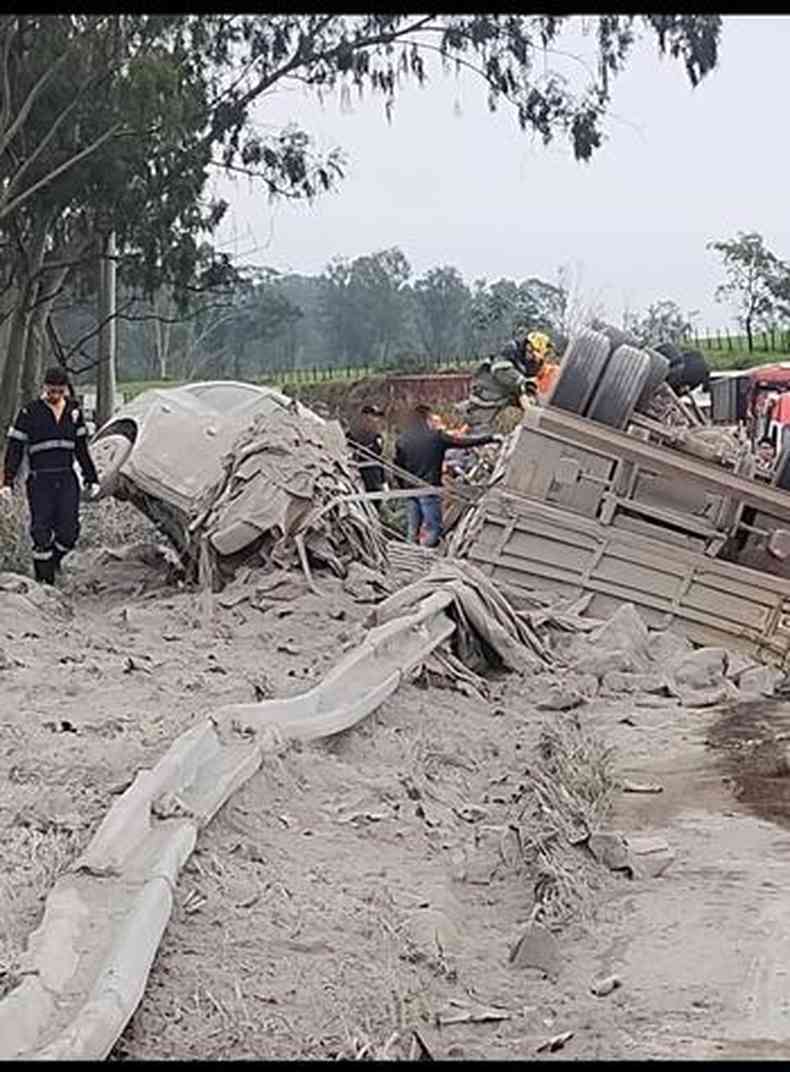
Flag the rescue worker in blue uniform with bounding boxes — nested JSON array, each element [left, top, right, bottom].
[[1, 366, 100, 584]]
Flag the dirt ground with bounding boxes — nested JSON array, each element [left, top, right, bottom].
[[3, 501, 790, 1060]]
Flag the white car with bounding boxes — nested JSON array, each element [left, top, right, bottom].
[[91, 381, 327, 550]]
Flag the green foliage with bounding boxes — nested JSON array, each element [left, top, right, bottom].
[[708, 232, 780, 350], [320, 248, 413, 366], [466, 275, 567, 353], [412, 266, 470, 361], [0, 13, 723, 428], [623, 298, 698, 346], [97, 248, 571, 382]]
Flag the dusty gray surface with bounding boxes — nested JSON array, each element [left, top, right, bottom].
[[3, 509, 790, 1059]]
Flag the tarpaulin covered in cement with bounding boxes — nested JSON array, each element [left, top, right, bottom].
[[373, 558, 551, 674], [95, 382, 384, 575], [190, 406, 385, 575]]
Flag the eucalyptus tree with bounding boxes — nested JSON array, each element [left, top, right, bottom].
[[0, 14, 722, 430]]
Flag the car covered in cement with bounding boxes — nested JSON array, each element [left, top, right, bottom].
[[89, 381, 363, 566]]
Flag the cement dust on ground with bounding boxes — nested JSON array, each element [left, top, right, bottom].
[[4, 518, 790, 1059]]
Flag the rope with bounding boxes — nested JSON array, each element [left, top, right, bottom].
[[348, 438, 494, 514]]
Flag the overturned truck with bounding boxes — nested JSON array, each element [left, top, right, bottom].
[[451, 327, 790, 665]]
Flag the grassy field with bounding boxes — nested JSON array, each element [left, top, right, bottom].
[[694, 345, 790, 372]]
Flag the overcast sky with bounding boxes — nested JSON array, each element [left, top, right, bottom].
[[212, 15, 790, 332]]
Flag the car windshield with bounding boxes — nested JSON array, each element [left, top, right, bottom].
[[186, 383, 274, 414]]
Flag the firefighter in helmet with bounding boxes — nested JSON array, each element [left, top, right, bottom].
[[461, 330, 555, 434]]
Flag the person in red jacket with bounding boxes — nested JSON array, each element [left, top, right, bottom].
[[1, 366, 100, 583]]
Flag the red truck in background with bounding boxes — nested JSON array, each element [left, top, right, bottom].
[[709, 363, 790, 486]]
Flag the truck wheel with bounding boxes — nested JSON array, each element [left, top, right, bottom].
[[586, 344, 651, 429], [91, 420, 137, 496], [635, 348, 671, 413], [654, 341, 686, 388], [680, 349, 711, 392], [547, 328, 611, 415]]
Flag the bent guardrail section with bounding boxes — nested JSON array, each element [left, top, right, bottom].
[[0, 592, 460, 1060]]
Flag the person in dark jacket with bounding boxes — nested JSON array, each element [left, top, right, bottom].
[[347, 404, 387, 501], [1, 366, 100, 583], [394, 403, 501, 546]]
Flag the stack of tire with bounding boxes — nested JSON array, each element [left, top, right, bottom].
[[545, 322, 708, 431]]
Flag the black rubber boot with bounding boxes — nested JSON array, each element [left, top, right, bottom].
[[33, 555, 55, 585]]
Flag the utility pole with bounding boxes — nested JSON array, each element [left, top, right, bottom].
[[95, 230, 117, 427]]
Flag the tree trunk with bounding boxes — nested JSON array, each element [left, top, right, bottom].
[[20, 261, 73, 402], [96, 231, 117, 427], [0, 220, 50, 436], [0, 281, 20, 384], [19, 281, 44, 404], [156, 288, 173, 379], [0, 299, 34, 435], [746, 317, 754, 354], [178, 317, 196, 379]]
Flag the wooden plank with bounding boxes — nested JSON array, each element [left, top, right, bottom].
[[462, 501, 790, 660], [523, 407, 790, 522]]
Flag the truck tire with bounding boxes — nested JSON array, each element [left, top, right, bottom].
[[653, 340, 684, 365], [654, 341, 686, 389], [91, 420, 137, 497], [586, 344, 652, 429], [680, 349, 711, 392], [547, 328, 611, 415], [635, 348, 671, 413]]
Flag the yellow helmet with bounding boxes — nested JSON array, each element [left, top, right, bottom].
[[526, 331, 552, 361]]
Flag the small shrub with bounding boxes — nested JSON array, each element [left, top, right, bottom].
[[79, 497, 160, 550]]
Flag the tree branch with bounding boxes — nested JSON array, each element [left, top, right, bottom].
[[0, 49, 69, 158], [0, 18, 16, 142], [0, 122, 120, 225], [230, 15, 441, 118]]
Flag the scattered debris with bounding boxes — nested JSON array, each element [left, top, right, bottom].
[[672, 647, 728, 694], [625, 834, 675, 878], [587, 831, 636, 877], [738, 665, 778, 699], [590, 974, 622, 997], [0, 647, 22, 670], [123, 656, 151, 675], [536, 687, 584, 712], [436, 1000, 511, 1026], [409, 1029, 434, 1061], [373, 559, 551, 675], [602, 672, 668, 696], [622, 780, 663, 794], [536, 1030, 574, 1054], [508, 920, 561, 978], [43, 719, 78, 735], [276, 642, 301, 656]]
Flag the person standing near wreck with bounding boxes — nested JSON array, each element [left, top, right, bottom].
[[394, 403, 501, 547], [348, 403, 388, 505], [0, 366, 100, 583]]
